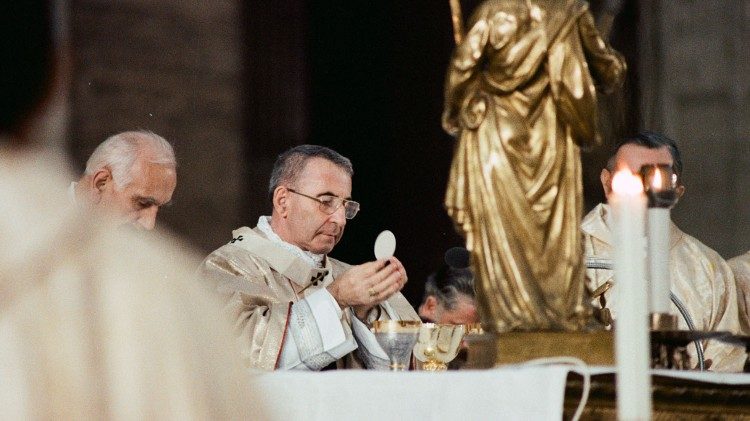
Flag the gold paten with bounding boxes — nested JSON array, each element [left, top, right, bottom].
[[442, 0, 626, 333], [464, 331, 615, 368]]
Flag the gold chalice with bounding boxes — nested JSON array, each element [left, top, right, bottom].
[[371, 320, 422, 371], [413, 323, 469, 371], [463, 323, 484, 335]]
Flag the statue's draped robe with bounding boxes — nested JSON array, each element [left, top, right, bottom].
[[583, 204, 747, 372], [442, 0, 625, 331], [727, 252, 750, 335], [198, 226, 418, 370], [0, 149, 250, 419]]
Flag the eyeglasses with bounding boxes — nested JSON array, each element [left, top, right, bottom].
[[287, 188, 360, 219]]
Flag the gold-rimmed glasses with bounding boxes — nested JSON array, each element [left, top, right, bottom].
[[287, 188, 360, 219]]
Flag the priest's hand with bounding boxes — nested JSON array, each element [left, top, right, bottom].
[[327, 257, 408, 320]]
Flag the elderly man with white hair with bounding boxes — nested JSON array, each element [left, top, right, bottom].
[[71, 131, 177, 230]]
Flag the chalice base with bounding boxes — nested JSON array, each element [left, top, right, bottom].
[[464, 330, 615, 368], [420, 360, 448, 371]]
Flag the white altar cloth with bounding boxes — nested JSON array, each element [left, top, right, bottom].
[[246, 365, 572, 420], [245, 364, 750, 420]]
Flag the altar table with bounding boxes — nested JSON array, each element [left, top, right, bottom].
[[246, 365, 571, 420], [244, 365, 750, 420]]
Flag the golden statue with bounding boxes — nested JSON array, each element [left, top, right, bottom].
[[443, 0, 626, 332]]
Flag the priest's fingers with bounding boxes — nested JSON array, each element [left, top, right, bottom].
[[388, 257, 408, 286], [370, 276, 403, 303], [329, 262, 384, 307], [369, 258, 407, 294], [366, 259, 401, 285], [370, 269, 404, 299], [331, 259, 406, 307], [352, 260, 390, 279]]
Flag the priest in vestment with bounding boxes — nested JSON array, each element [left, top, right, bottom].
[[442, 0, 626, 331], [198, 145, 418, 370], [727, 252, 750, 335], [0, 3, 252, 417], [69, 130, 177, 231], [583, 133, 747, 372]]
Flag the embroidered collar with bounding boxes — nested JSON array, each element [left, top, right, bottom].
[[228, 225, 331, 289], [256, 215, 325, 268]]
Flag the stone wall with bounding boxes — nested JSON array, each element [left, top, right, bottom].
[[640, 0, 750, 258], [65, 0, 750, 278], [67, 0, 245, 251]]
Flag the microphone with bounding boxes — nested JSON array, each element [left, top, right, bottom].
[[445, 246, 470, 269]]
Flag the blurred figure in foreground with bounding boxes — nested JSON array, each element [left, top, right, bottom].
[[71, 130, 177, 230], [418, 247, 478, 324], [0, 1, 250, 418]]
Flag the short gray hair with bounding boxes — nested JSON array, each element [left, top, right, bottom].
[[84, 130, 176, 189], [606, 131, 683, 182], [422, 266, 475, 310], [268, 144, 353, 196]]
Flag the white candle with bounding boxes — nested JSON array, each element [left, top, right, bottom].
[[611, 170, 652, 421], [647, 208, 671, 314]]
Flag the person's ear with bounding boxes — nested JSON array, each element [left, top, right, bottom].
[[675, 185, 685, 200], [600, 168, 613, 197], [419, 296, 439, 321], [273, 186, 289, 218], [91, 168, 113, 203]]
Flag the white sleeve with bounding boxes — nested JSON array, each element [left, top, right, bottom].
[[349, 308, 391, 369], [350, 314, 388, 359], [277, 288, 357, 370]]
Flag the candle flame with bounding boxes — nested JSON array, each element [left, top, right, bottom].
[[612, 170, 644, 196], [651, 169, 663, 189]]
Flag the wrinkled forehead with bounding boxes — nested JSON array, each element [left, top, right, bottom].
[[614, 144, 673, 173], [127, 160, 177, 194], [296, 157, 352, 196]]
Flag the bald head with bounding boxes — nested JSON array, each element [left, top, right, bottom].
[[76, 131, 177, 230]]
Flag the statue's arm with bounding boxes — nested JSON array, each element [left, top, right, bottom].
[[442, 14, 491, 135], [578, 10, 626, 93]]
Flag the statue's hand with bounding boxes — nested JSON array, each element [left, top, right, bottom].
[[442, 108, 461, 137]]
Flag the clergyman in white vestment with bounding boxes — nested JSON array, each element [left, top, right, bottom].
[[198, 145, 419, 370], [583, 132, 746, 372]]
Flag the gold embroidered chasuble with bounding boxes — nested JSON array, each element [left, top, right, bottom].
[[198, 226, 418, 370], [582, 204, 747, 372]]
